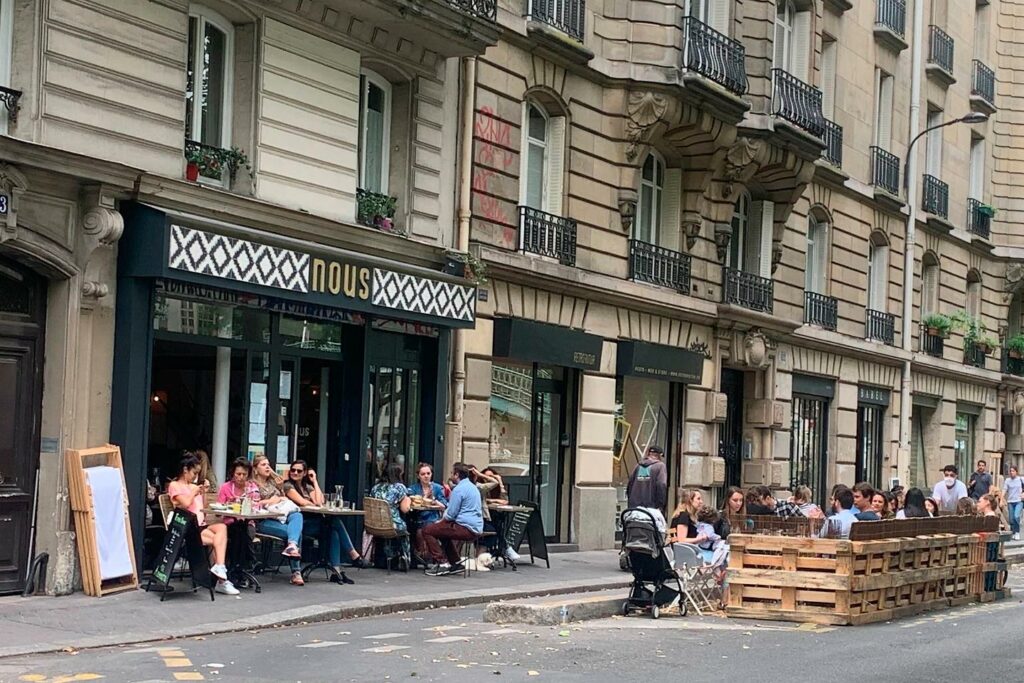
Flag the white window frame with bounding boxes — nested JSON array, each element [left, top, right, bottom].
[[636, 153, 664, 245], [821, 36, 838, 119], [966, 272, 982, 319], [805, 214, 828, 295], [926, 108, 943, 178], [921, 255, 940, 317], [969, 136, 985, 200], [774, 1, 795, 73], [358, 69, 392, 194], [874, 69, 894, 150], [0, 0, 13, 136], [728, 192, 749, 270], [520, 101, 549, 211], [186, 6, 234, 149], [867, 238, 889, 312]]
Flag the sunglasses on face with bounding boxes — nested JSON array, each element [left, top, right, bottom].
[[290, 468, 305, 474]]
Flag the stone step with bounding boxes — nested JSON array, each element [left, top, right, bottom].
[[483, 589, 627, 625]]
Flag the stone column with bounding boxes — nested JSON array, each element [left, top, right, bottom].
[[572, 341, 617, 551]]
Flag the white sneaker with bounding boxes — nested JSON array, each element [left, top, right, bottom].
[[1014, 533, 1020, 541], [215, 580, 240, 595], [505, 547, 522, 562], [210, 564, 228, 580]]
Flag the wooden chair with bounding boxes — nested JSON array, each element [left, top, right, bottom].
[[363, 496, 408, 572]]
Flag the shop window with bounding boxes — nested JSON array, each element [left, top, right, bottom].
[[805, 212, 829, 295], [359, 69, 391, 195], [520, 101, 566, 216], [152, 292, 270, 343], [955, 411, 977, 477], [856, 402, 885, 489], [867, 233, 889, 312], [729, 193, 773, 278], [921, 251, 940, 317], [186, 6, 233, 156]]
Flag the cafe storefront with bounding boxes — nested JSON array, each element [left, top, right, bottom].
[[110, 203, 476, 563]]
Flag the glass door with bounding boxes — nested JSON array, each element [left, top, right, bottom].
[[856, 404, 884, 489], [366, 364, 421, 489], [790, 394, 829, 506], [532, 370, 565, 539]]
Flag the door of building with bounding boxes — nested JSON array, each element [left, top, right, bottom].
[[0, 257, 46, 594], [856, 404, 885, 488], [719, 369, 745, 495], [271, 356, 345, 482], [531, 372, 565, 539], [791, 394, 829, 505]]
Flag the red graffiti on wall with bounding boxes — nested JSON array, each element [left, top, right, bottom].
[[473, 106, 516, 235]]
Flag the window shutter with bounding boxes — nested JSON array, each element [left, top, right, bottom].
[[660, 168, 682, 251], [744, 200, 763, 274], [821, 39, 837, 118], [970, 138, 985, 199], [545, 116, 566, 216], [759, 200, 775, 278], [926, 110, 943, 177], [791, 11, 811, 81], [922, 265, 938, 316], [869, 245, 888, 311], [877, 74, 893, 150], [709, 0, 730, 35]]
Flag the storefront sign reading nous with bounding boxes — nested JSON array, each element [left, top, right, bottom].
[[309, 258, 371, 300]]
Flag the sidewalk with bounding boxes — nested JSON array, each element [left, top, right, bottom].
[[1004, 538, 1024, 565], [0, 550, 625, 659]]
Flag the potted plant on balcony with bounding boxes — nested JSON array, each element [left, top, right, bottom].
[[978, 204, 997, 218], [356, 188, 399, 233], [443, 250, 488, 286], [952, 310, 997, 354], [185, 146, 203, 182], [1007, 334, 1024, 359], [922, 313, 952, 339]]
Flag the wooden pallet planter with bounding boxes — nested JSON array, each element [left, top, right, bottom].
[[727, 531, 998, 626], [970, 531, 1011, 602]]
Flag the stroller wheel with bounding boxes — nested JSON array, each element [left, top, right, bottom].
[[677, 601, 688, 617], [651, 605, 660, 619], [621, 601, 630, 616]]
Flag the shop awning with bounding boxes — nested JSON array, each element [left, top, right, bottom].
[[492, 318, 603, 371], [616, 340, 704, 383]]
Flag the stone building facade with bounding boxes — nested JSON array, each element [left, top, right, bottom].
[[461, 0, 1024, 549]]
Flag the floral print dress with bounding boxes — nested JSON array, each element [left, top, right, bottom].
[[370, 481, 411, 562]]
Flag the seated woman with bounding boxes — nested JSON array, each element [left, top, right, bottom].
[[216, 457, 259, 573], [896, 487, 931, 518], [409, 463, 447, 565], [283, 460, 366, 582], [369, 464, 413, 570], [167, 452, 238, 595], [479, 467, 509, 505], [671, 489, 715, 563], [977, 493, 1001, 519], [251, 455, 305, 586]]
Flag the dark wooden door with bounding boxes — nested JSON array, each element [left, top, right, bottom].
[[0, 257, 46, 594]]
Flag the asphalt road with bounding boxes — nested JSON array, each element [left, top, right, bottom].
[[4, 568, 1024, 683]]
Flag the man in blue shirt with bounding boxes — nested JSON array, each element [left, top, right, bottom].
[[821, 488, 859, 538], [422, 462, 483, 575]]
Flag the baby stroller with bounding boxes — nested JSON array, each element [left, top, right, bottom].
[[619, 508, 685, 618]]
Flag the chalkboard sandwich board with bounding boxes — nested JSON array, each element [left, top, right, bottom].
[[146, 509, 214, 601]]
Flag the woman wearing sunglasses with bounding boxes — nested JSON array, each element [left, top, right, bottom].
[[283, 460, 366, 582]]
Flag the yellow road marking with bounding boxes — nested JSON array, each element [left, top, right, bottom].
[[162, 658, 193, 668], [172, 673, 205, 681], [19, 676, 104, 683], [157, 649, 186, 657]]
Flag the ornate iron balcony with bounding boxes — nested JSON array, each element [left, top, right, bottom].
[[0, 85, 21, 124], [822, 119, 843, 167], [920, 326, 945, 358], [928, 25, 954, 76], [972, 60, 996, 107], [682, 17, 747, 96], [771, 69, 825, 138], [519, 206, 577, 266], [804, 291, 837, 331], [629, 240, 691, 293], [922, 174, 949, 219], [964, 341, 988, 369], [967, 198, 992, 239], [526, 0, 585, 42], [875, 0, 906, 38], [1003, 350, 1024, 377], [723, 267, 773, 313], [870, 147, 900, 196], [449, 0, 497, 21], [866, 309, 895, 345]]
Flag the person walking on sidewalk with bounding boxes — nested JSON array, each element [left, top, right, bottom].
[[969, 460, 993, 501], [1003, 466, 1023, 540], [423, 463, 483, 576], [626, 445, 668, 513]]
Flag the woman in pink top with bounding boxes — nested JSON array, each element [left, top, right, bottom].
[[216, 458, 259, 523], [168, 452, 238, 595]]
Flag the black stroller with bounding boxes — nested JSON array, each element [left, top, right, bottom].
[[619, 508, 685, 619]]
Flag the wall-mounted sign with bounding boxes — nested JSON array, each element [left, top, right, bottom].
[[616, 340, 704, 383], [858, 385, 890, 407], [492, 318, 603, 371]]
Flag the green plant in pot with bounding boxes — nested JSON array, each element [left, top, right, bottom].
[[443, 250, 488, 286], [922, 312, 952, 338], [1007, 334, 1024, 359], [356, 188, 399, 233], [951, 310, 997, 354]]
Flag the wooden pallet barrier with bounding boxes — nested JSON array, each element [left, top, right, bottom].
[[727, 528, 1007, 626]]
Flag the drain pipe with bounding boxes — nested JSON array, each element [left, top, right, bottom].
[[898, 0, 926, 485], [448, 56, 477, 471]]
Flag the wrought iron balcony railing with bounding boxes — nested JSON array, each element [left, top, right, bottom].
[[972, 60, 996, 107], [1003, 350, 1024, 377], [964, 341, 988, 369], [866, 309, 895, 345], [723, 267, 773, 313], [0, 85, 21, 124], [526, 0, 585, 42], [630, 239, 691, 293], [822, 118, 843, 167], [771, 68, 825, 138], [875, 0, 907, 38], [519, 205, 577, 266], [870, 147, 900, 196], [928, 25, 954, 76], [922, 174, 949, 219], [967, 198, 992, 239], [804, 291, 838, 331], [449, 0, 497, 21], [682, 16, 747, 96], [921, 327, 945, 357]]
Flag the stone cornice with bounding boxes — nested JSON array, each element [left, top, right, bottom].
[[0, 137, 141, 189]]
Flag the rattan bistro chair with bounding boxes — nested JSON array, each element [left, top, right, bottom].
[[362, 497, 408, 572], [158, 493, 174, 529]]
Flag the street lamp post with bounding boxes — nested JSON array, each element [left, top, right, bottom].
[[897, 110, 989, 487]]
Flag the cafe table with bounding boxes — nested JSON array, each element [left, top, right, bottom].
[[299, 506, 365, 584], [486, 504, 532, 571], [405, 500, 445, 569], [202, 507, 280, 593]]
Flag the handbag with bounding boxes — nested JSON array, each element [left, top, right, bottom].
[[265, 499, 299, 522]]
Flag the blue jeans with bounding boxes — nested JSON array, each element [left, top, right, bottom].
[[1008, 501, 1022, 535], [257, 512, 303, 572], [303, 516, 355, 566]]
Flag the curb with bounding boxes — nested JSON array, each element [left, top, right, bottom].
[[1007, 553, 1024, 567], [483, 589, 626, 625], [0, 578, 630, 660]]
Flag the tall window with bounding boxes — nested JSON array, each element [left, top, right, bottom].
[[921, 252, 940, 316], [359, 70, 391, 194], [774, 0, 796, 73], [867, 234, 888, 312], [636, 154, 664, 244], [522, 104, 548, 210], [954, 411, 976, 478], [969, 136, 985, 200], [925, 106, 943, 177], [874, 69, 894, 150], [805, 214, 828, 294], [688, 0, 729, 33], [729, 194, 772, 277], [966, 270, 982, 319], [185, 6, 233, 149], [728, 193, 749, 270], [821, 36, 838, 119], [0, 0, 12, 135]]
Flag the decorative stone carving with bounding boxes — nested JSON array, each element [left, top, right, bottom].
[[714, 222, 732, 263], [743, 329, 770, 368], [1006, 263, 1024, 301], [684, 219, 702, 251], [81, 205, 124, 246], [720, 137, 762, 199], [0, 163, 28, 241], [771, 240, 784, 273], [617, 189, 637, 233], [625, 91, 668, 162], [81, 281, 109, 299], [1014, 392, 1024, 417]]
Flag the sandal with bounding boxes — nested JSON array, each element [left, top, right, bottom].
[[290, 571, 305, 586]]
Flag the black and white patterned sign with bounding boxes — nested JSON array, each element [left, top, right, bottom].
[[372, 269, 476, 322], [169, 225, 309, 293]]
